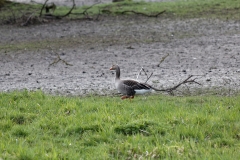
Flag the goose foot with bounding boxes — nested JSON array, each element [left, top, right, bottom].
[[121, 95, 134, 100]]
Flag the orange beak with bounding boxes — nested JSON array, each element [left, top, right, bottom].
[[110, 67, 113, 70]]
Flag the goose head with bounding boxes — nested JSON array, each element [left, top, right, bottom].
[[109, 64, 119, 71], [110, 64, 120, 79]]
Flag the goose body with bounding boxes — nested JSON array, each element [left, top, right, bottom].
[[110, 65, 159, 99]]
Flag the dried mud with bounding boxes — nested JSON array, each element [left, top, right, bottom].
[[0, 16, 240, 96]]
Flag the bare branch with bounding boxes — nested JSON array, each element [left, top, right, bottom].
[[39, 0, 48, 17], [70, 2, 101, 20], [82, 2, 101, 14], [21, 13, 35, 26], [156, 75, 202, 94], [136, 67, 153, 83], [119, 10, 166, 17], [49, 48, 73, 67], [60, 0, 76, 18], [103, 9, 166, 17], [143, 69, 153, 83]]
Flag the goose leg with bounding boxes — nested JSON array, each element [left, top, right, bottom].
[[121, 95, 128, 100], [121, 95, 134, 100]]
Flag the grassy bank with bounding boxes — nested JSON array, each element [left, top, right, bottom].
[[0, 0, 239, 22], [91, 0, 240, 19], [0, 90, 239, 159]]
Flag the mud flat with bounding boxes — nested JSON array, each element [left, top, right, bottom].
[[0, 16, 240, 96]]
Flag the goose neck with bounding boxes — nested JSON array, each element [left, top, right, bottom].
[[115, 66, 120, 80]]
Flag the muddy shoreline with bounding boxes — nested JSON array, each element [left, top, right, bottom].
[[0, 16, 240, 96]]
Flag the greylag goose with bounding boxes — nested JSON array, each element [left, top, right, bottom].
[[110, 64, 161, 99]]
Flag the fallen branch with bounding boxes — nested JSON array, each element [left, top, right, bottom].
[[103, 9, 166, 17], [60, 0, 76, 18], [157, 75, 202, 95], [49, 49, 73, 67], [70, 2, 101, 20]]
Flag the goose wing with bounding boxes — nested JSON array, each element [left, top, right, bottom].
[[122, 79, 152, 90]]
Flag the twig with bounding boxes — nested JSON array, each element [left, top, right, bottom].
[[103, 9, 166, 17], [136, 67, 143, 80], [156, 75, 202, 94], [39, 0, 48, 17], [157, 53, 169, 67], [143, 69, 153, 83], [60, 0, 76, 18], [49, 48, 73, 66], [21, 13, 34, 26], [39, 0, 77, 19], [70, 2, 101, 20], [120, 10, 166, 17], [136, 67, 153, 83], [82, 2, 101, 15]]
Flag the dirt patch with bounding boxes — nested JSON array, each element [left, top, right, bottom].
[[0, 16, 240, 96]]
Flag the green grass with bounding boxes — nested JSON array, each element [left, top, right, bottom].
[[0, 0, 239, 23], [0, 90, 239, 159], [53, 0, 240, 19], [63, 0, 240, 19]]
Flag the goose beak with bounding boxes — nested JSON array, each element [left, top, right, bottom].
[[110, 67, 114, 70]]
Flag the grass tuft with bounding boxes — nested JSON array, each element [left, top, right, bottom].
[[114, 120, 156, 135], [12, 126, 29, 137]]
